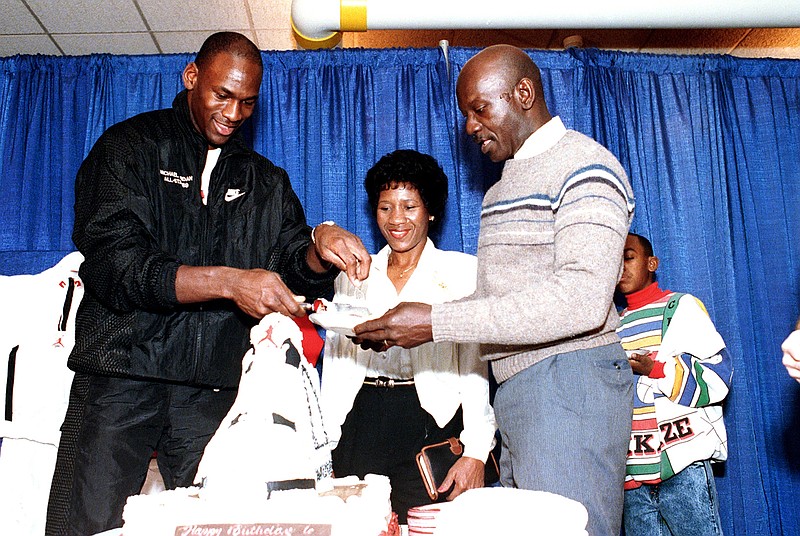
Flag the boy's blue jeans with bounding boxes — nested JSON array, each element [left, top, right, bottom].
[[623, 460, 724, 536]]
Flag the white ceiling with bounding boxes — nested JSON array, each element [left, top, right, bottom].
[[1, 0, 800, 59]]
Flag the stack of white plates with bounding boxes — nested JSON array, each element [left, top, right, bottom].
[[407, 503, 444, 535]]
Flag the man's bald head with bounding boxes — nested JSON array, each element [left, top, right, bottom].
[[456, 45, 551, 162], [464, 44, 543, 93]]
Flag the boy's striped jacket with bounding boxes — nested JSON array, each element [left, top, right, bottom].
[[617, 283, 733, 489]]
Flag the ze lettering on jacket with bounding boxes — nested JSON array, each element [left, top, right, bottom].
[[629, 417, 695, 456], [661, 416, 694, 445]]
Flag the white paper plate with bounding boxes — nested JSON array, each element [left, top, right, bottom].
[[308, 311, 370, 336]]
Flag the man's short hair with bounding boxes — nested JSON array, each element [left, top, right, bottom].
[[194, 32, 263, 71], [629, 233, 654, 257]]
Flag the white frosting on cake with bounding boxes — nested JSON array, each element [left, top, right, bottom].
[[122, 314, 392, 536], [123, 474, 392, 536]]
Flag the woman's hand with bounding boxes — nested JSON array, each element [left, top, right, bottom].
[[437, 456, 485, 501]]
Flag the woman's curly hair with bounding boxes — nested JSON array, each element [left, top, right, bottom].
[[364, 149, 448, 224]]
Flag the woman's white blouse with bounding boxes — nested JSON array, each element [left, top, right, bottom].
[[320, 239, 497, 461]]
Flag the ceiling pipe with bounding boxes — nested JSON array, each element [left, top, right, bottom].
[[292, 0, 800, 48]]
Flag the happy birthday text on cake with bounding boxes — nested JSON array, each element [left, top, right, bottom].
[[175, 523, 332, 536]]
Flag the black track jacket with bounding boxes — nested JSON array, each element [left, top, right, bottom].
[[69, 90, 335, 388]]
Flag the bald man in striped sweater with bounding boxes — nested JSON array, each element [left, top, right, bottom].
[[355, 44, 635, 536]]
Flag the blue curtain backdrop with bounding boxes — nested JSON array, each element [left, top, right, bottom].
[[1, 46, 799, 534]]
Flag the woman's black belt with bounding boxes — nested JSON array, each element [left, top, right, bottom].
[[363, 376, 415, 388]]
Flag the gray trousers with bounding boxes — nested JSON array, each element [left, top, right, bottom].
[[493, 343, 633, 536]]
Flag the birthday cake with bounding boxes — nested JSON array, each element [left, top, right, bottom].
[[122, 474, 396, 536], [121, 313, 398, 536]]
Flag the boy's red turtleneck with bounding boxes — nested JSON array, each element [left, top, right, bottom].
[[624, 281, 671, 310]]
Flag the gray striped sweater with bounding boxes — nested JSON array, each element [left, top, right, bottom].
[[432, 130, 635, 382]]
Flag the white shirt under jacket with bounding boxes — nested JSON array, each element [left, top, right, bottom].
[[320, 238, 496, 461]]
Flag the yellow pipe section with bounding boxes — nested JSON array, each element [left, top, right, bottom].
[[340, 0, 367, 31], [292, 0, 368, 49]]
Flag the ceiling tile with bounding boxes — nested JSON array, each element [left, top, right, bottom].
[[138, 0, 250, 32], [56, 32, 159, 56], [155, 31, 220, 54], [154, 30, 256, 54], [250, 0, 292, 30], [0, 0, 44, 34], [26, 0, 146, 34], [254, 29, 297, 51], [0, 34, 60, 56]]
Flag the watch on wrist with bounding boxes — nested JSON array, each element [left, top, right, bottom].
[[311, 220, 336, 245]]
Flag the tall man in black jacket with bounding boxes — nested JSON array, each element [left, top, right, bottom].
[[46, 32, 370, 535]]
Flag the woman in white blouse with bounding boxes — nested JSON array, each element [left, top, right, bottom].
[[320, 150, 496, 523]]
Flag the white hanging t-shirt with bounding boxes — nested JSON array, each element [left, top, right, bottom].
[[200, 148, 222, 205]]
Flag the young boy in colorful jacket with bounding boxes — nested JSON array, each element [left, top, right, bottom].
[[616, 233, 733, 536]]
